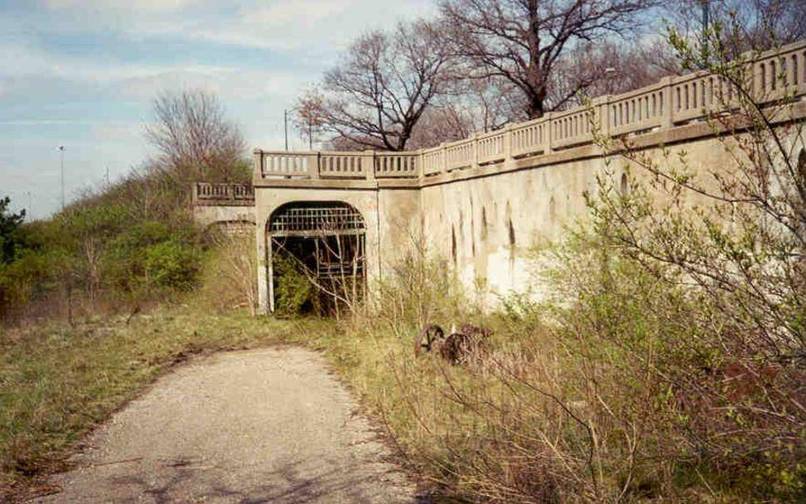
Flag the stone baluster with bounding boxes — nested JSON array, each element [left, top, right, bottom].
[[309, 153, 321, 180], [472, 134, 479, 170], [503, 123, 513, 169]]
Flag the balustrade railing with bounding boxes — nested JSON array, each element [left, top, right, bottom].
[[194, 182, 254, 205], [375, 152, 418, 178], [254, 40, 806, 183]]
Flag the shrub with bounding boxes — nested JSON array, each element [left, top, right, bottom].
[[0, 196, 25, 265], [103, 221, 174, 292], [273, 253, 315, 316], [143, 239, 201, 291]]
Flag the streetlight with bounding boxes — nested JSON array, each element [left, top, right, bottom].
[[59, 145, 65, 210]]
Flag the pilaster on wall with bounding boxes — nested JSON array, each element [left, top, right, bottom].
[[254, 201, 270, 315], [660, 75, 675, 129]]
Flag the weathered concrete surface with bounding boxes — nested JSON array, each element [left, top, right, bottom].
[[193, 204, 256, 228], [36, 348, 417, 504]]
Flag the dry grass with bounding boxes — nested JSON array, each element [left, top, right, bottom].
[[0, 305, 331, 501], [315, 243, 805, 503]]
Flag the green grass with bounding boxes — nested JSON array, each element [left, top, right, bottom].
[[0, 306, 333, 500]]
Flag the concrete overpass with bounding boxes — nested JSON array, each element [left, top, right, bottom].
[[195, 41, 806, 313]]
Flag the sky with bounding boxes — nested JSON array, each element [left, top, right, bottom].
[[0, 0, 434, 219]]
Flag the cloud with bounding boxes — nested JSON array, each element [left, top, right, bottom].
[[0, 0, 438, 218], [0, 40, 187, 83], [30, 0, 436, 52], [250, 0, 352, 27], [116, 67, 308, 102], [181, 0, 435, 50], [42, 0, 200, 12]]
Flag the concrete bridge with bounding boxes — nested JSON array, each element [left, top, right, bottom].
[[195, 41, 806, 314]]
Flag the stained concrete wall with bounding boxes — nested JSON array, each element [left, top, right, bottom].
[[193, 205, 256, 228], [419, 156, 606, 305], [415, 128, 806, 306]]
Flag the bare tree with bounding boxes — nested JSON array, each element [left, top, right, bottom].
[[408, 76, 526, 148], [663, 0, 806, 59], [297, 19, 452, 151], [440, 0, 656, 118], [292, 89, 328, 150], [145, 89, 247, 183], [565, 40, 678, 103]]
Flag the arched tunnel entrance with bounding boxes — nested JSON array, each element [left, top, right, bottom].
[[267, 201, 367, 315]]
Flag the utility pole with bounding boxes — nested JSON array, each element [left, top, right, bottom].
[[308, 116, 313, 150], [26, 191, 32, 221], [59, 145, 65, 210]]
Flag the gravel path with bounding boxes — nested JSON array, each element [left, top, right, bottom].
[[35, 347, 418, 503]]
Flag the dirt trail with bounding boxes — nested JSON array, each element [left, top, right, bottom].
[[35, 347, 418, 503]]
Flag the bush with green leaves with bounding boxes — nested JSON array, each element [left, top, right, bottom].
[[273, 253, 315, 316], [0, 196, 25, 265], [143, 239, 201, 292]]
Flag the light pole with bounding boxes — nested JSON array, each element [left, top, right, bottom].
[[59, 145, 65, 210], [604, 67, 617, 95]]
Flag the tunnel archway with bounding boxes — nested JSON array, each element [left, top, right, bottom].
[[266, 201, 367, 315]]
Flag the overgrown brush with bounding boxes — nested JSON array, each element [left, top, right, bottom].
[[330, 233, 801, 502], [197, 230, 258, 315], [1, 88, 250, 325], [327, 30, 806, 503]]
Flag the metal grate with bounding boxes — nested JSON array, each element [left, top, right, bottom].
[[270, 205, 365, 233]]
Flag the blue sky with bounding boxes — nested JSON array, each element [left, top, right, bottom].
[[0, 0, 434, 219]]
